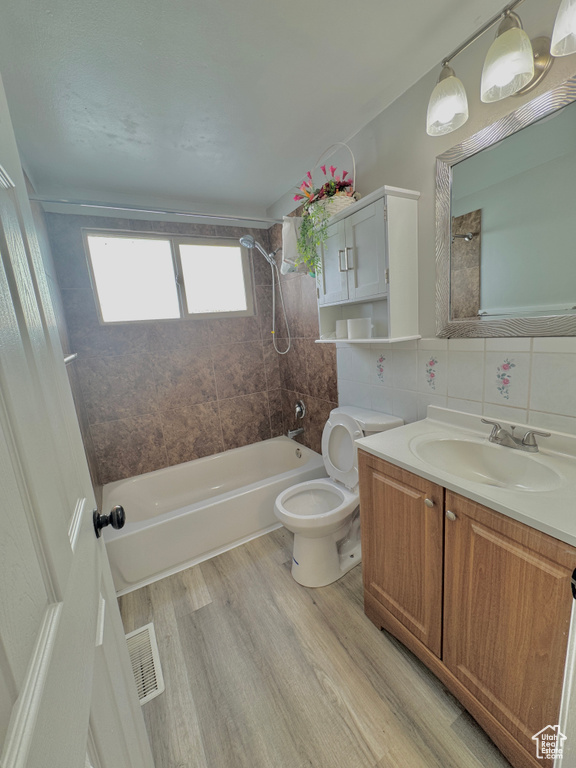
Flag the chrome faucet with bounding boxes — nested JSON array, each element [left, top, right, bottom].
[[481, 419, 550, 453], [288, 400, 306, 438]]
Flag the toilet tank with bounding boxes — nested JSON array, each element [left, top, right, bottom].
[[330, 406, 403, 436]]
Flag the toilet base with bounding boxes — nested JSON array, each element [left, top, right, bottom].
[[291, 522, 361, 588]]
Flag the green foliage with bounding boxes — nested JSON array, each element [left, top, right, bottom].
[[296, 202, 330, 276]]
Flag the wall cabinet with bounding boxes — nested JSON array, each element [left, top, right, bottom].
[[359, 451, 576, 768], [316, 185, 419, 344], [318, 197, 388, 305]]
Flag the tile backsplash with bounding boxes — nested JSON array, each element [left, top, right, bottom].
[[337, 337, 576, 435]]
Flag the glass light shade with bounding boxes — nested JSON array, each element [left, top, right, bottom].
[[481, 25, 534, 103], [426, 67, 469, 136], [551, 0, 576, 56]]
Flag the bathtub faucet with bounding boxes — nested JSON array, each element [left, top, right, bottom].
[[288, 428, 304, 439]]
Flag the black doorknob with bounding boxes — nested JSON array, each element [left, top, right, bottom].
[[93, 505, 126, 538]]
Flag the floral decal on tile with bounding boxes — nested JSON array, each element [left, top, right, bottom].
[[425, 357, 438, 390], [496, 358, 516, 400], [376, 355, 386, 382]]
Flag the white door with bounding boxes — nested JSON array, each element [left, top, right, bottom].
[[346, 197, 388, 301], [318, 219, 348, 304], [0, 75, 154, 768]]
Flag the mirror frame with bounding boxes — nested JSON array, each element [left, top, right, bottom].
[[436, 73, 576, 338]]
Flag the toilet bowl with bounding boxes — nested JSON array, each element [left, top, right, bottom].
[[274, 406, 403, 587]]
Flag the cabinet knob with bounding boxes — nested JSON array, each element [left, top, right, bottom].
[[424, 498, 435, 508], [446, 510, 457, 521]]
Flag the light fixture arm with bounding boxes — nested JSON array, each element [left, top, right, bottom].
[[441, 0, 527, 66]]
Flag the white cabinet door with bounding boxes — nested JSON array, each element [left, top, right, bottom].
[[318, 220, 348, 305], [0, 73, 154, 768], [346, 197, 388, 301]]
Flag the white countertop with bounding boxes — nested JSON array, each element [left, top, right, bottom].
[[356, 406, 576, 548]]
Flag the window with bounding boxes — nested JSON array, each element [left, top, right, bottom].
[[84, 232, 254, 323]]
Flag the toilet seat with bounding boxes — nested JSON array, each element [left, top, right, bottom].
[[274, 478, 359, 533], [321, 412, 363, 489]]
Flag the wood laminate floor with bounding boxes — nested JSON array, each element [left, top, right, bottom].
[[119, 528, 511, 768]]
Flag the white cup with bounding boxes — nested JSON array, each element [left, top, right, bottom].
[[347, 318, 372, 339], [335, 320, 348, 339]]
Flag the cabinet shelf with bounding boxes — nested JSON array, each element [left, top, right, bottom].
[[315, 335, 421, 345]]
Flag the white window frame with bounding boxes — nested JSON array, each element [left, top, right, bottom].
[[83, 229, 255, 325]]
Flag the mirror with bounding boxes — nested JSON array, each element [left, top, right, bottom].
[[436, 74, 576, 338]]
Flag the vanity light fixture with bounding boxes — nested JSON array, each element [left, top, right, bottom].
[[551, 0, 576, 56], [481, 11, 534, 102], [426, 0, 557, 136], [426, 64, 469, 136]]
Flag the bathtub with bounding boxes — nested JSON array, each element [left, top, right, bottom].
[[102, 436, 326, 595]]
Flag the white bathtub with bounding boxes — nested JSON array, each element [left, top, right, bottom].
[[102, 437, 326, 595]]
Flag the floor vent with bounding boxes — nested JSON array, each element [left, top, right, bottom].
[[125, 623, 165, 705]]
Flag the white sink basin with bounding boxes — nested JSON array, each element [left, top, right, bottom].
[[410, 436, 563, 492]]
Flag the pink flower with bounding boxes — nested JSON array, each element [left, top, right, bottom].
[[335, 175, 341, 182], [502, 363, 510, 370], [293, 194, 303, 201], [429, 372, 435, 378], [306, 171, 312, 181], [428, 359, 435, 366], [502, 377, 510, 386], [343, 170, 348, 179], [320, 164, 326, 175], [330, 165, 336, 177]]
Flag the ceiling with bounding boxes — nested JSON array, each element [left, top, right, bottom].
[[0, 0, 505, 220]]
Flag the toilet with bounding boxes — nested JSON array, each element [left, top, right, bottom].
[[274, 406, 403, 587]]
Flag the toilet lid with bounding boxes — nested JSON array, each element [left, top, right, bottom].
[[321, 412, 363, 489]]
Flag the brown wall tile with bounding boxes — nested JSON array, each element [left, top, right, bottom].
[[213, 341, 267, 399], [303, 339, 338, 402], [262, 340, 281, 390], [78, 353, 157, 424], [278, 338, 308, 392], [300, 275, 320, 338], [91, 414, 168, 484], [161, 402, 223, 465], [268, 389, 284, 438], [255, 285, 274, 340], [219, 392, 272, 450], [148, 319, 210, 352], [152, 346, 216, 411], [282, 389, 337, 454], [207, 316, 261, 345]]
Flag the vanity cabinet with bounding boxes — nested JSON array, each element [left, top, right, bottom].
[[359, 454, 444, 656], [443, 491, 573, 759], [358, 451, 576, 768], [316, 185, 419, 343]]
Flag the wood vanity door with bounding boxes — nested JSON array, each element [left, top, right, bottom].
[[359, 452, 444, 656], [444, 491, 576, 757]]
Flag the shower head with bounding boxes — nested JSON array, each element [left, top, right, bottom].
[[239, 234, 276, 264], [239, 235, 255, 249]]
